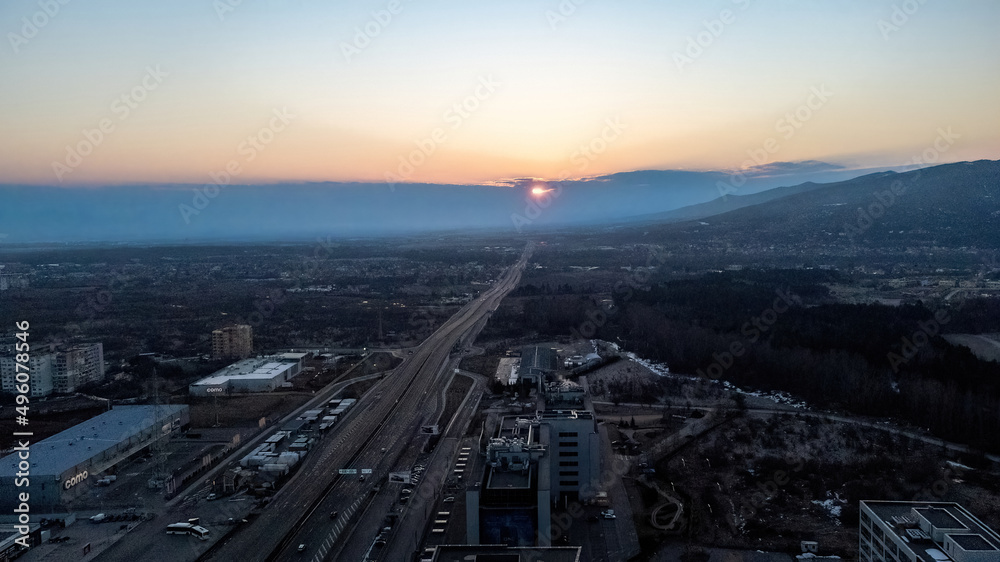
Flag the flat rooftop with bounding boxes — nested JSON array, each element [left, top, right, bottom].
[[863, 501, 1000, 561], [432, 544, 581, 562], [951, 533, 998, 551], [0, 405, 187, 478], [191, 357, 296, 386], [487, 466, 531, 490]]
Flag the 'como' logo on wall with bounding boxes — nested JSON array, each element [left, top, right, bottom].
[[64, 471, 89, 489]]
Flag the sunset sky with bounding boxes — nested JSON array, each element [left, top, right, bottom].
[[1, 0, 998, 186]]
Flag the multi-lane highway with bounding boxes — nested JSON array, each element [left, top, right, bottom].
[[204, 244, 531, 562]]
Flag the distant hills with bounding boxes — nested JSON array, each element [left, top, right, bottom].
[[0, 159, 993, 244], [636, 160, 1000, 247]]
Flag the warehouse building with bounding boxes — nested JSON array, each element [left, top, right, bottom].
[[188, 353, 307, 396], [0, 405, 189, 512]]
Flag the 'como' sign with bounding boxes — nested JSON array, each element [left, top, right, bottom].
[[64, 471, 89, 489]]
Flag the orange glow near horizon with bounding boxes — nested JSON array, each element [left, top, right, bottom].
[[1, 3, 998, 186]]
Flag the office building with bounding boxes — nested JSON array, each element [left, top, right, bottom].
[[860, 500, 1000, 562], [466, 410, 600, 547]]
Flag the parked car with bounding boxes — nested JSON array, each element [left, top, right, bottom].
[[443, 496, 455, 503], [601, 509, 616, 519]]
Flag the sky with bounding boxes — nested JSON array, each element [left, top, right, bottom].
[[1, 0, 999, 187]]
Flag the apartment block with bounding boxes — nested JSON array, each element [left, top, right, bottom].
[[0, 353, 54, 397], [52, 343, 105, 393], [212, 324, 253, 359]]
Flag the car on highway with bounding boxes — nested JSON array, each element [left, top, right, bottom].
[[443, 496, 455, 503], [206, 493, 218, 501]]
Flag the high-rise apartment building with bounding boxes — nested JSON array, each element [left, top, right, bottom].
[[0, 353, 53, 397], [1, 343, 103, 396], [212, 325, 253, 360], [53, 343, 105, 393]]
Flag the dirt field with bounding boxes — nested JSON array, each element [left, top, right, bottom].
[[587, 357, 730, 406], [187, 393, 312, 428], [459, 354, 501, 378], [0, 401, 108, 450], [943, 333, 1000, 363], [645, 412, 1000, 558]]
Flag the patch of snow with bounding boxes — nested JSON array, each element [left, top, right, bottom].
[[812, 492, 846, 525], [624, 352, 671, 376], [721, 380, 809, 408]]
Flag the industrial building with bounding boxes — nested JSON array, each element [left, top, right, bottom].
[[188, 352, 307, 396], [517, 346, 558, 390], [0, 405, 189, 512], [466, 410, 600, 547], [212, 324, 253, 360], [860, 501, 1000, 562], [1, 343, 104, 397]]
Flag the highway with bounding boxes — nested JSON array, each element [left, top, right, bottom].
[[204, 243, 531, 562]]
